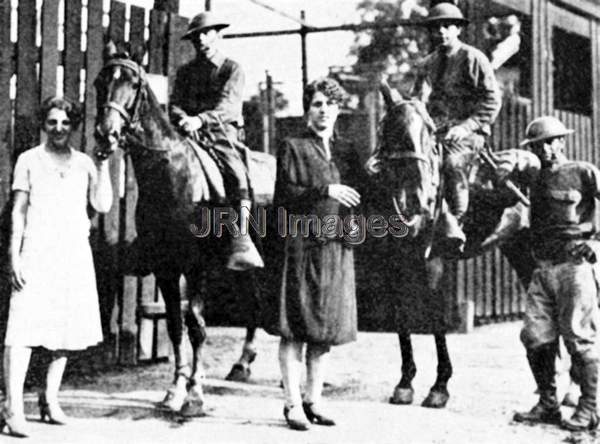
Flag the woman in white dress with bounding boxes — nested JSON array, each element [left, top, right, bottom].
[[1, 97, 113, 438]]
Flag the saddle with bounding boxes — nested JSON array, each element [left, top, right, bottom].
[[184, 133, 276, 206]]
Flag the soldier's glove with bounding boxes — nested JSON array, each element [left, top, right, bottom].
[[566, 240, 600, 264]]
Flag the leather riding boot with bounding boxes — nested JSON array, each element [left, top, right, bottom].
[[562, 353, 600, 431], [226, 199, 264, 271], [514, 342, 562, 425]]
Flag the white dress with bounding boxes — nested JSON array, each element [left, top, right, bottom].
[[4, 145, 103, 350]]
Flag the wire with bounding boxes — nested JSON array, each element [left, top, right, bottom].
[[245, 0, 313, 28]]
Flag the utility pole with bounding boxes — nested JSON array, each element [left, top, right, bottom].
[[300, 10, 308, 91], [205, 0, 211, 11]]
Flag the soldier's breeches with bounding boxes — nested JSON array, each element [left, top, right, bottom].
[[211, 140, 249, 201], [521, 260, 600, 356]]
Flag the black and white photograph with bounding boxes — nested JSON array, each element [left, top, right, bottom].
[[0, 0, 599, 442]]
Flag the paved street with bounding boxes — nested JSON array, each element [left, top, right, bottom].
[[6, 322, 597, 443]]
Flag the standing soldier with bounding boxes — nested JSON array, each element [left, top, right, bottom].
[[512, 116, 600, 431], [170, 11, 263, 271], [413, 2, 502, 255]]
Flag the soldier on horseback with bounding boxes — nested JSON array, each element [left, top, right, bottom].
[[512, 116, 600, 431], [170, 11, 263, 271], [412, 2, 502, 256]]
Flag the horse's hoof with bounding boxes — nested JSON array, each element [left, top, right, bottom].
[[225, 363, 251, 382], [389, 386, 414, 405], [160, 387, 187, 412], [421, 389, 449, 408], [179, 399, 205, 418]]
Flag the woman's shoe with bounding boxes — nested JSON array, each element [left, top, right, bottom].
[[38, 393, 68, 425], [0, 405, 29, 438], [283, 405, 310, 431], [302, 402, 336, 426]]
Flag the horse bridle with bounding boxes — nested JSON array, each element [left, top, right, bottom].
[[380, 102, 443, 251], [99, 58, 147, 134]]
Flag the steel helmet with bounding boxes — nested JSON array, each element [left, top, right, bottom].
[[422, 3, 469, 26], [519, 116, 574, 146]]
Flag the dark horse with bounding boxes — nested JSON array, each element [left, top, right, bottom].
[[93, 49, 265, 415], [376, 83, 536, 408]]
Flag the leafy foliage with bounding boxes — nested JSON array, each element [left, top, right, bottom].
[[350, 0, 431, 79]]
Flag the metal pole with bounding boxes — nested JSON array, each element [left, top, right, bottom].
[[266, 72, 276, 154], [205, 0, 211, 11], [300, 10, 308, 91]]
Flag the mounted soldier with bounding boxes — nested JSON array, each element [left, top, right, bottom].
[[170, 11, 263, 271], [412, 2, 502, 256]]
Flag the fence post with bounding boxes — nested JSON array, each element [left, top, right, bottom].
[[154, 0, 179, 13]]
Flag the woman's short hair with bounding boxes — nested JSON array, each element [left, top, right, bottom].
[[39, 96, 83, 130], [303, 77, 348, 113]]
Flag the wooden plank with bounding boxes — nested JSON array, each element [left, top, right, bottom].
[[0, 0, 12, 213], [83, 0, 104, 157], [592, 21, 600, 165], [64, 0, 83, 148], [489, 0, 531, 15], [148, 9, 168, 75], [129, 5, 146, 55], [154, 0, 180, 13], [166, 13, 194, 97], [109, 1, 127, 49], [549, 2, 591, 37], [40, 0, 59, 101], [15, 0, 39, 155], [0, 0, 13, 353]]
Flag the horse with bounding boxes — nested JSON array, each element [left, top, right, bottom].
[[374, 82, 537, 408], [92, 48, 266, 415]]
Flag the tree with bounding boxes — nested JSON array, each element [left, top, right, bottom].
[[351, 0, 430, 81]]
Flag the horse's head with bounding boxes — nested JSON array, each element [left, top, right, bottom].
[[94, 43, 147, 157], [378, 82, 439, 236]]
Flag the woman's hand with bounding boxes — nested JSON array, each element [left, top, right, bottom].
[[328, 184, 361, 208], [10, 256, 26, 291]]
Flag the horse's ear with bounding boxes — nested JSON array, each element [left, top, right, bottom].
[[379, 78, 402, 108], [130, 43, 145, 65], [104, 40, 117, 60]]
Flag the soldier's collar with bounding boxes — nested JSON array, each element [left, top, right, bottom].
[[204, 50, 226, 68]]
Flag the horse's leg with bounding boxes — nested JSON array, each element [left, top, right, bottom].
[[156, 273, 190, 412], [421, 256, 452, 408], [226, 271, 259, 382], [179, 269, 207, 417], [422, 332, 453, 408], [390, 331, 417, 404]]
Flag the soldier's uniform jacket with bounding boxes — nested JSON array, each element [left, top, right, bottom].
[[413, 42, 501, 136], [170, 50, 244, 131], [529, 158, 600, 260]]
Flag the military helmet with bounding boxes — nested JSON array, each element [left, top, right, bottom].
[[422, 3, 469, 26], [519, 116, 574, 146], [182, 12, 229, 40]]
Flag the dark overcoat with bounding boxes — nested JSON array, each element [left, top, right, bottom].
[[264, 129, 358, 346]]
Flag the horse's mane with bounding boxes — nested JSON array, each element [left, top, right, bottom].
[[140, 81, 178, 140], [380, 100, 436, 155]]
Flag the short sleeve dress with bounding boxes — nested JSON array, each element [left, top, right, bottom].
[[4, 144, 103, 350]]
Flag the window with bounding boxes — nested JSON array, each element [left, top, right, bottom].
[[552, 27, 592, 115]]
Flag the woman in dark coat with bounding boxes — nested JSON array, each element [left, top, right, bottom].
[[272, 78, 360, 431]]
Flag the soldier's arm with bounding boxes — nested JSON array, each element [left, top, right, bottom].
[[169, 69, 188, 125], [459, 51, 502, 133], [198, 60, 245, 127]]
